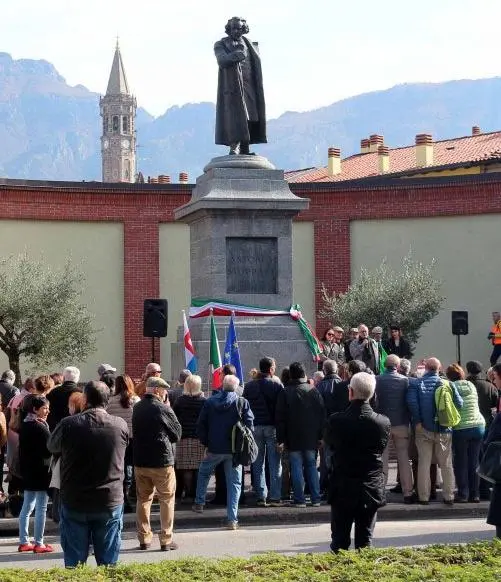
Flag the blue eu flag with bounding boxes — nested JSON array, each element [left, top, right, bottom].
[[223, 314, 244, 385]]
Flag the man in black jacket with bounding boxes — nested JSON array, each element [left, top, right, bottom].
[[243, 357, 284, 506], [324, 372, 391, 552], [466, 360, 499, 500], [132, 377, 182, 551], [48, 381, 128, 567], [47, 366, 81, 431], [0, 369, 18, 493], [276, 362, 325, 507]]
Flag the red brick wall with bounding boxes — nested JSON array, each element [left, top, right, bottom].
[[1, 175, 501, 375]]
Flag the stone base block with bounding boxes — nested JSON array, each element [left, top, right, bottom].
[[170, 316, 318, 387]]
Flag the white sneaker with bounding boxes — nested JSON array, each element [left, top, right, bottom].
[[225, 521, 239, 530]]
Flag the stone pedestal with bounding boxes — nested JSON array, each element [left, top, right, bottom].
[[171, 155, 314, 383]]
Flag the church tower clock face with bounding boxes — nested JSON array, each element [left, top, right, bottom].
[[100, 41, 136, 183]]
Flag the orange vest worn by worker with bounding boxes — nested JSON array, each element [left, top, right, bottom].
[[490, 321, 501, 345]]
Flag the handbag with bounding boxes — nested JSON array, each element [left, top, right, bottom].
[[478, 441, 501, 484]]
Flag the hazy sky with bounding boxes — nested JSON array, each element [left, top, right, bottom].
[[1, 0, 500, 118]]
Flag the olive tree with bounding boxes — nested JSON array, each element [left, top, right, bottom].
[[320, 254, 444, 353], [0, 254, 96, 384]]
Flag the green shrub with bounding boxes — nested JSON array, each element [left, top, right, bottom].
[[1, 541, 501, 581]]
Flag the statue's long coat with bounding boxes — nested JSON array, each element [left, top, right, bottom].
[[214, 36, 267, 146]]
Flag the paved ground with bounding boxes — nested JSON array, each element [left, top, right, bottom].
[[0, 462, 490, 535], [0, 518, 494, 570]]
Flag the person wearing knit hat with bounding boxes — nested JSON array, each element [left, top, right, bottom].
[[465, 361, 498, 430]]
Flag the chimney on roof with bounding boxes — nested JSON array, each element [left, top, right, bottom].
[[472, 125, 481, 136], [378, 145, 390, 174], [360, 138, 370, 154], [415, 133, 433, 167], [179, 172, 189, 184], [327, 147, 341, 176], [368, 134, 384, 153], [158, 175, 170, 184]]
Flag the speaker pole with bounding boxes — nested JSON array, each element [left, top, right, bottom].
[[456, 334, 461, 365], [151, 337, 155, 363]]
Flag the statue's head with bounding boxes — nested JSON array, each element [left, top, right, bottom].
[[225, 17, 249, 40]]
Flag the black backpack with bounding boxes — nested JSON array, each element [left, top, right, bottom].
[[231, 397, 258, 468]]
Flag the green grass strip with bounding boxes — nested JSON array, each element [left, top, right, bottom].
[[1, 541, 501, 581]]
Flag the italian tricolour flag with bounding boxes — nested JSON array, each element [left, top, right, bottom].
[[209, 312, 223, 389]]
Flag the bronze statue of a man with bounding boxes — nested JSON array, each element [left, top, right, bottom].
[[214, 17, 267, 155]]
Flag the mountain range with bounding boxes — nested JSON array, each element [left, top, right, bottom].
[[1, 51, 501, 181]]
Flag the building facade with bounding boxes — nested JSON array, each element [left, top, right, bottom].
[[0, 172, 499, 382]]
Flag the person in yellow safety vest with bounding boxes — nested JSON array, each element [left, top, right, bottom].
[[488, 312, 501, 366]]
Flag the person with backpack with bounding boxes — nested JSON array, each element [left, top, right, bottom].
[[407, 357, 463, 505], [193, 374, 254, 530], [242, 357, 284, 507], [446, 364, 485, 503]]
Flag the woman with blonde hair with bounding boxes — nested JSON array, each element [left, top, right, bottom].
[[173, 374, 206, 501]]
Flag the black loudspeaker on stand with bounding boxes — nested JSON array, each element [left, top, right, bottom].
[[143, 299, 168, 362], [451, 310, 468, 365]]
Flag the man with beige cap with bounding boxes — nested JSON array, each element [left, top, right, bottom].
[[134, 363, 162, 399], [132, 377, 181, 551]]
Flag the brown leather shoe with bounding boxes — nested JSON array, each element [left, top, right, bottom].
[[160, 541, 179, 551]]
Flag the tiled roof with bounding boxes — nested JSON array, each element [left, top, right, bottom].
[[285, 131, 501, 183]]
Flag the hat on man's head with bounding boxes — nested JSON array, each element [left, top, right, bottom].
[[332, 326, 344, 333], [98, 363, 116, 377], [178, 369, 192, 383], [466, 360, 483, 375], [146, 377, 170, 390], [372, 326, 383, 334]]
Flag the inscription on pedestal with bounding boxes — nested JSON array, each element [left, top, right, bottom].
[[226, 237, 278, 294]]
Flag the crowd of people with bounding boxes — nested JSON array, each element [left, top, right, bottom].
[[0, 321, 501, 563]]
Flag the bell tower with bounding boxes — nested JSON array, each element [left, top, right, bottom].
[[100, 41, 137, 183]]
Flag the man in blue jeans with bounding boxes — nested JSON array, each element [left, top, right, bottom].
[[276, 362, 326, 507], [192, 375, 254, 529], [48, 381, 128, 567], [243, 357, 284, 506]]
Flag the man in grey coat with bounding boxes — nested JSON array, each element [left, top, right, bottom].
[[350, 324, 380, 374], [214, 16, 267, 155], [375, 354, 414, 502]]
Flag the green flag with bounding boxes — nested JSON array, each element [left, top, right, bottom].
[[379, 343, 388, 374]]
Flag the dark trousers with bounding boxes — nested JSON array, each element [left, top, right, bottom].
[[330, 501, 378, 551], [452, 429, 483, 500], [0, 446, 5, 493], [496, 525, 501, 538], [60, 503, 123, 567], [491, 344, 501, 366]]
